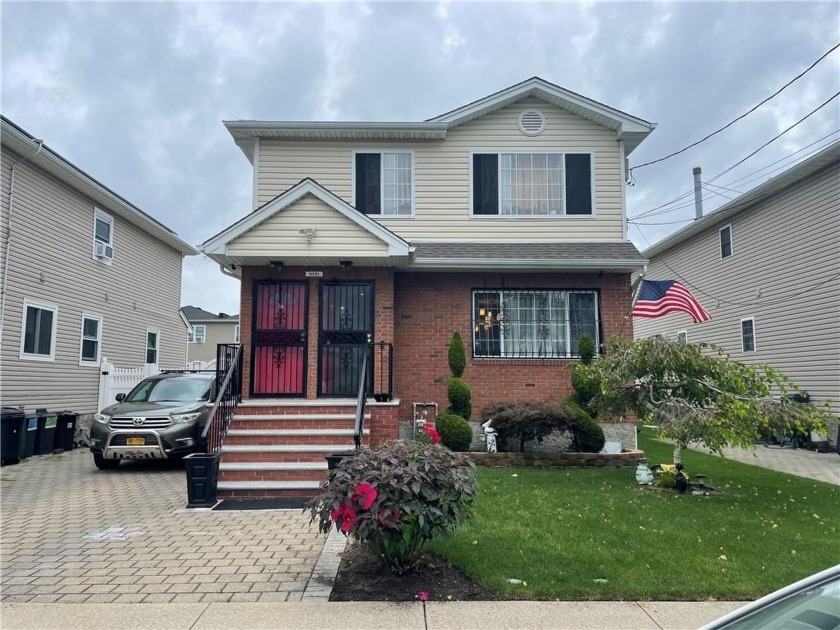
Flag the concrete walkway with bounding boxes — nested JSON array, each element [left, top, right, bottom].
[[684, 442, 839, 485]]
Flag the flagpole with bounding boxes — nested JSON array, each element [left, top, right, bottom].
[[619, 273, 645, 338]]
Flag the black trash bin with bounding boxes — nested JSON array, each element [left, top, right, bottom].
[[53, 411, 79, 452], [1, 407, 27, 465], [34, 410, 59, 455], [23, 413, 39, 457]]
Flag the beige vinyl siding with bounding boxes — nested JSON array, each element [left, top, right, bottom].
[[0, 149, 188, 415], [187, 320, 239, 363], [635, 162, 840, 416], [257, 98, 624, 242], [227, 193, 390, 257]]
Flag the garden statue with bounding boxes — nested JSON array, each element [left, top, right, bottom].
[[481, 419, 497, 453], [635, 461, 653, 485]]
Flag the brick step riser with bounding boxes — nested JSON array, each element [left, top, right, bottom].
[[235, 407, 358, 416], [231, 420, 357, 431], [218, 470, 328, 483], [224, 435, 359, 446], [220, 452, 346, 464], [217, 489, 317, 499]]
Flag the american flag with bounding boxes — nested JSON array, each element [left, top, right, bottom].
[[632, 280, 712, 324]]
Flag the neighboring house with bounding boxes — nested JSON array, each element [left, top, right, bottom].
[[181, 305, 240, 363], [0, 116, 198, 416], [635, 142, 839, 442], [200, 77, 656, 497]]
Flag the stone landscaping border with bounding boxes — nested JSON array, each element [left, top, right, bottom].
[[468, 450, 646, 468]]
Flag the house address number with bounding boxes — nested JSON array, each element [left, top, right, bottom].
[[305, 271, 323, 277]]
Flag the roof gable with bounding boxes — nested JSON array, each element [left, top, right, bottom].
[[201, 179, 411, 258]]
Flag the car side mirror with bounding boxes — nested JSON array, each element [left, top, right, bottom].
[[115, 393, 126, 402]]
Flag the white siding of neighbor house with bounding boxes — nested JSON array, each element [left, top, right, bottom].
[[256, 98, 624, 242], [635, 162, 840, 417], [226, 194, 390, 258], [0, 149, 188, 415], [187, 320, 239, 363]]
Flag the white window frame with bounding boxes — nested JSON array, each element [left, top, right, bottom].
[[471, 289, 600, 359], [19, 298, 58, 362], [719, 224, 733, 259], [188, 324, 206, 344], [79, 313, 103, 366], [740, 317, 756, 353], [234, 324, 240, 343], [92, 208, 114, 264], [469, 150, 597, 218], [351, 149, 416, 218], [145, 327, 160, 365], [677, 330, 688, 345]]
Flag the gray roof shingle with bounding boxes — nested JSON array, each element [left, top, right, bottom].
[[412, 241, 645, 262]]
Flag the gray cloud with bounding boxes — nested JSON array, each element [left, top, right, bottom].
[[3, 1, 837, 314]]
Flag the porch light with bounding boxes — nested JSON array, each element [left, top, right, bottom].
[[269, 260, 284, 271]]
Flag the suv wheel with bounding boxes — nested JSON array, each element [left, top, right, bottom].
[[93, 453, 120, 470]]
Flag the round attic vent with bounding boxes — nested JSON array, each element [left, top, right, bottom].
[[518, 109, 545, 136]]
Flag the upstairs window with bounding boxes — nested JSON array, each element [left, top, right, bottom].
[[20, 299, 57, 361], [93, 209, 114, 263], [473, 152, 592, 216], [720, 225, 733, 259], [677, 330, 688, 345], [188, 324, 206, 344], [741, 317, 756, 353], [79, 314, 103, 365], [473, 289, 599, 359], [354, 152, 413, 216]]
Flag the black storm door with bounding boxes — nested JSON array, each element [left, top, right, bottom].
[[318, 282, 373, 397]]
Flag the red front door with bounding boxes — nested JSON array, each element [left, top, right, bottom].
[[251, 281, 307, 397]]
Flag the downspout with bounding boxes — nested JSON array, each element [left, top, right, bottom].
[[1, 139, 45, 343], [218, 262, 240, 280]]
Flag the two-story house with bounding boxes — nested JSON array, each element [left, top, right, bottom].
[[1, 116, 197, 417], [635, 142, 840, 447], [200, 77, 656, 497], [181, 305, 240, 364]]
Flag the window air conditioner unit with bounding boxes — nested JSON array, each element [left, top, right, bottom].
[[94, 241, 113, 259]]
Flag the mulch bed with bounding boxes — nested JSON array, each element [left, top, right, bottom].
[[329, 542, 500, 602]]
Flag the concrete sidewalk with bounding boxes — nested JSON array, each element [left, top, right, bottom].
[[1, 600, 747, 629]]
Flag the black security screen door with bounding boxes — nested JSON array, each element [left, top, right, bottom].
[[319, 282, 373, 397], [251, 281, 307, 397]]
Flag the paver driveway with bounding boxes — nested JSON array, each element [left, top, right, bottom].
[[0, 449, 326, 604]]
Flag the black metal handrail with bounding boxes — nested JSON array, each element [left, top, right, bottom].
[[201, 343, 243, 454], [372, 341, 393, 402], [353, 347, 370, 451]]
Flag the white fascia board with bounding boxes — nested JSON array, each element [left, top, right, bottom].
[[200, 179, 411, 258], [409, 257, 648, 270], [224, 120, 448, 137], [0, 119, 198, 256]]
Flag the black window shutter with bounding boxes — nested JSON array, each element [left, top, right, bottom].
[[473, 154, 499, 215], [355, 154, 381, 214], [565, 154, 592, 215]]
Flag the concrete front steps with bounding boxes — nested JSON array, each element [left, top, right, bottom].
[[216, 399, 369, 499]]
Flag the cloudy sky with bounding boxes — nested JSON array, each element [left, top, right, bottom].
[[2, 1, 838, 315]]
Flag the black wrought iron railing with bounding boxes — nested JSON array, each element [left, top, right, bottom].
[[201, 343, 243, 454], [372, 341, 393, 402], [354, 348, 370, 451]]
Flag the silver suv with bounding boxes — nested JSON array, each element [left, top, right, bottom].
[[89, 372, 215, 470]]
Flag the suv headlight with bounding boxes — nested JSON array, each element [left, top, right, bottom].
[[171, 412, 202, 424], [94, 413, 111, 424]]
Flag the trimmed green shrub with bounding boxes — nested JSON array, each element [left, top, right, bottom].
[[482, 401, 573, 453], [435, 411, 474, 452], [570, 363, 600, 409], [447, 377, 472, 420], [448, 332, 466, 378], [564, 399, 606, 453], [308, 440, 477, 574], [578, 332, 596, 365]]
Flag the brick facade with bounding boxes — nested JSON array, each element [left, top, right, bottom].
[[393, 271, 632, 423]]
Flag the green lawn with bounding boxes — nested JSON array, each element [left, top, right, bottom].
[[429, 432, 840, 600]]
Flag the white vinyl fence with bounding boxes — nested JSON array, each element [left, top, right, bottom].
[[97, 358, 197, 411]]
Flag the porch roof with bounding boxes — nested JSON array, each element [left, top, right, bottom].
[[409, 241, 647, 272]]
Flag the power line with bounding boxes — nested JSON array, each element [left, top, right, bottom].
[[702, 182, 744, 195], [629, 42, 840, 173]]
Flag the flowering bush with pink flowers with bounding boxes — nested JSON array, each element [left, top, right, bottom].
[[417, 422, 442, 444], [308, 440, 477, 574]]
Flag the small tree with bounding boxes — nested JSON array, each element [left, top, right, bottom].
[[445, 332, 472, 420], [482, 401, 573, 453], [435, 410, 474, 452], [580, 335, 831, 463]]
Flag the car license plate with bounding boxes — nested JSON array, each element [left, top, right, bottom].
[[126, 437, 145, 446]]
